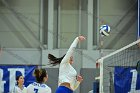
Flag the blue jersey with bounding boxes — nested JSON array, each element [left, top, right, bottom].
[[27, 82, 51, 93]]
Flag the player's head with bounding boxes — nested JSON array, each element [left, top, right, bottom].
[[16, 75, 24, 85], [48, 54, 73, 66], [34, 68, 48, 83]]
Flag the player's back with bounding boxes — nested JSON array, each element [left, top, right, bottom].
[[27, 82, 51, 93]]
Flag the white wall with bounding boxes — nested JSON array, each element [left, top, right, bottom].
[[0, 0, 138, 67], [0, 0, 40, 48], [99, 0, 137, 49], [0, 48, 115, 68]]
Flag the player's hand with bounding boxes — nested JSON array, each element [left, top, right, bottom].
[[76, 75, 83, 82], [78, 36, 86, 41]]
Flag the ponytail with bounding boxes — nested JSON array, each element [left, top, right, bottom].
[[48, 54, 65, 66]]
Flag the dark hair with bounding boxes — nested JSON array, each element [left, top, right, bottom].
[[34, 68, 48, 83], [16, 75, 23, 85], [48, 54, 65, 66]]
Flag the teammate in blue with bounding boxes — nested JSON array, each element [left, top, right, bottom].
[[48, 36, 85, 93], [27, 68, 51, 93]]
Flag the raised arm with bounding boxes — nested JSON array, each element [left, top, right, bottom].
[[61, 36, 85, 64]]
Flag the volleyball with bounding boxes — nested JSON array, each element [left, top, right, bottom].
[[99, 25, 111, 36]]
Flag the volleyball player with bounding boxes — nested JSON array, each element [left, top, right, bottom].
[[12, 75, 27, 93], [26, 68, 51, 93], [48, 36, 85, 93]]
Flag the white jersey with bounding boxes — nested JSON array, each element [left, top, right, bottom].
[[59, 37, 80, 90], [12, 85, 27, 93], [27, 82, 51, 93]]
